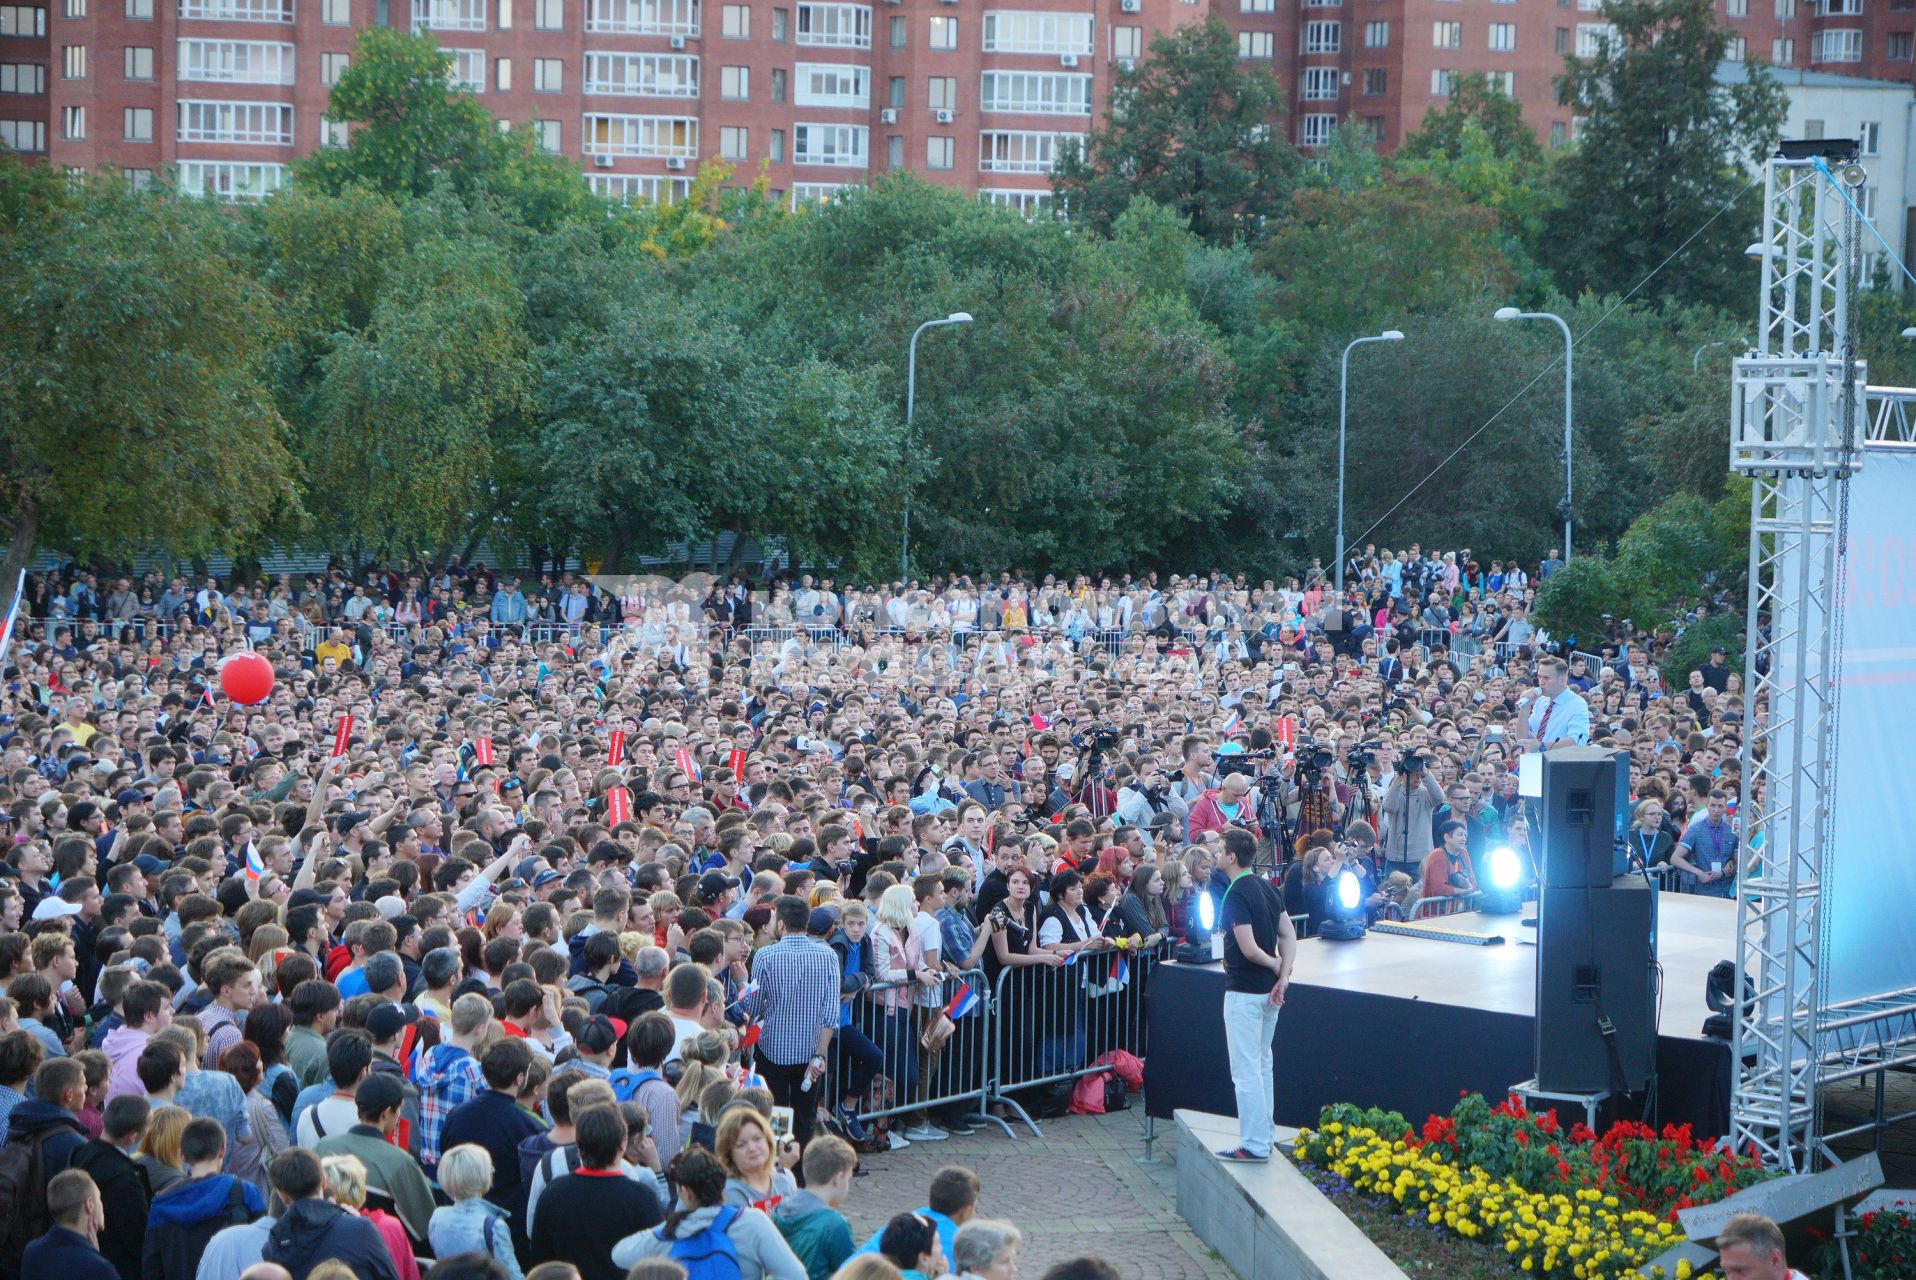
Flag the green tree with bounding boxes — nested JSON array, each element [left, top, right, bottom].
[[1545, 0, 1786, 313], [302, 228, 535, 555], [1530, 556, 1624, 644], [297, 28, 593, 230], [0, 160, 293, 588], [1399, 72, 1543, 167], [1050, 18, 1299, 245]]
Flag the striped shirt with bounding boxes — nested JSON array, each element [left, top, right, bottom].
[[739, 935, 841, 1068]]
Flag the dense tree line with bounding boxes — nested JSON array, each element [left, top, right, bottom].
[[3, 1, 1905, 613]]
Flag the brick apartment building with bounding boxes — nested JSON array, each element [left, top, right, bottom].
[[0, 0, 1911, 205]]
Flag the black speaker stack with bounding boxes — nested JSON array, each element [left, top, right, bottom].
[[1533, 747, 1658, 1096]]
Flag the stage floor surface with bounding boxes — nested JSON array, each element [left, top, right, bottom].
[[1274, 889, 1734, 1044]]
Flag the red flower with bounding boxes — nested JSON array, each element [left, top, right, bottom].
[[1556, 1160, 1572, 1180], [1514, 1130, 1530, 1146]]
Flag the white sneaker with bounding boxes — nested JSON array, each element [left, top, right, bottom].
[[903, 1122, 949, 1141], [887, 1130, 911, 1150]]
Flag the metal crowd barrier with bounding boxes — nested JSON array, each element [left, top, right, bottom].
[[1409, 892, 1483, 920], [825, 969, 997, 1136]]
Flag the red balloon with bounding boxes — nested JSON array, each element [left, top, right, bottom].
[[219, 651, 275, 706]]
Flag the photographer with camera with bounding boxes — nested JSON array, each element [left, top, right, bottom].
[[1186, 772, 1265, 847], [1379, 750, 1443, 881], [1114, 761, 1180, 844]]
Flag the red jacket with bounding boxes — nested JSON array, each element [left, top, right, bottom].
[[1186, 790, 1262, 841]]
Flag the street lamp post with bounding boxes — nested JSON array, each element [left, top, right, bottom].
[[1493, 306, 1575, 564], [900, 311, 974, 582], [1336, 330, 1405, 592]]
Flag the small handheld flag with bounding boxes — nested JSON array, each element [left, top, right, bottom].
[[1110, 953, 1130, 986], [1221, 709, 1241, 737], [243, 842, 266, 882], [674, 746, 700, 781], [943, 982, 980, 1019], [607, 729, 626, 767], [331, 714, 354, 759]]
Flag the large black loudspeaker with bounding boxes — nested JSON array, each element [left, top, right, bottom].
[[1534, 747, 1657, 1095], [1538, 748, 1630, 889]]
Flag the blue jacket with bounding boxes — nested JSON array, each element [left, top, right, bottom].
[[23, 1225, 119, 1280], [429, 1198, 523, 1280], [142, 1173, 264, 1280], [5, 1098, 88, 1177]]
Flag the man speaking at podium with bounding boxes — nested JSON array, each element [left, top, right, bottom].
[[1214, 827, 1296, 1165], [1518, 656, 1591, 752]]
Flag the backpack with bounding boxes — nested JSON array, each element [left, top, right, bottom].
[[662, 1205, 743, 1280], [610, 1067, 662, 1104], [0, 1131, 56, 1273]]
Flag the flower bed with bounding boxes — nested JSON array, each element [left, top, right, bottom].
[[1294, 1095, 1779, 1280], [1813, 1207, 1916, 1280]]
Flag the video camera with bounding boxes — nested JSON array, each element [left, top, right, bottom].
[[1070, 725, 1121, 753], [1212, 748, 1277, 779], [1346, 741, 1384, 772], [1293, 741, 1337, 789], [1397, 749, 1427, 775]]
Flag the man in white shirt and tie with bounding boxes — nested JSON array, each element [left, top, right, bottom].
[[1518, 656, 1591, 751]]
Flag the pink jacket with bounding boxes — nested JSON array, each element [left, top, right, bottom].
[[1186, 790, 1263, 842], [102, 1024, 149, 1101]]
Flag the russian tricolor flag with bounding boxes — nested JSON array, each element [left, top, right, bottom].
[[1222, 709, 1241, 736], [1111, 952, 1129, 985], [243, 842, 265, 882], [944, 982, 980, 1019]]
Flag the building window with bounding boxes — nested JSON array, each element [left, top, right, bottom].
[[1112, 24, 1140, 62], [927, 74, 954, 109], [982, 187, 1050, 213], [413, 0, 487, 31], [1555, 26, 1568, 53], [0, 118, 44, 150], [1361, 66, 1385, 95], [444, 48, 484, 90], [124, 167, 153, 188], [886, 132, 902, 167], [721, 3, 748, 34], [927, 15, 956, 49], [772, 67, 788, 100], [771, 4, 785, 37], [1575, 23, 1615, 57], [1802, 118, 1823, 139], [769, 126, 783, 160], [1432, 21, 1460, 48], [533, 56, 561, 90], [1822, 0, 1861, 13], [1430, 67, 1456, 95], [1887, 33, 1911, 58], [1774, 35, 1796, 62], [1725, 34, 1744, 60], [0, 6, 45, 35], [888, 13, 903, 46], [177, 99, 293, 143], [320, 116, 348, 146], [1303, 20, 1339, 52], [1860, 185, 1876, 218], [796, 2, 871, 47], [62, 0, 81, 16], [589, 173, 691, 201], [61, 104, 84, 138], [582, 112, 699, 157], [980, 10, 1092, 55], [177, 160, 286, 200], [1238, 30, 1272, 58], [126, 0, 152, 15], [498, 0, 513, 30], [124, 46, 154, 79], [1726, 0, 1745, 13], [1550, 120, 1565, 148], [1240, 0, 1273, 9], [721, 64, 748, 97], [1774, 0, 1794, 14], [1363, 19, 1387, 46], [0, 62, 44, 92], [585, 52, 698, 95], [321, 0, 347, 18], [1813, 28, 1861, 61], [794, 61, 865, 104], [1488, 21, 1514, 50], [926, 134, 952, 168], [61, 45, 85, 79], [321, 51, 349, 83], [1299, 113, 1334, 147], [792, 120, 868, 165], [1860, 120, 1880, 154], [1485, 69, 1513, 93], [586, 0, 701, 35], [977, 128, 1080, 171], [978, 70, 1091, 114], [1301, 66, 1337, 99], [123, 105, 153, 140], [719, 124, 747, 158], [536, 118, 559, 150], [886, 75, 903, 106], [178, 40, 296, 84]]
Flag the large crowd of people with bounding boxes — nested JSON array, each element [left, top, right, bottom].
[[0, 547, 1757, 1280]]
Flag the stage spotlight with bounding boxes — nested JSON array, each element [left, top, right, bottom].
[[1177, 890, 1220, 963], [1319, 869, 1370, 941], [1480, 847, 1525, 915]]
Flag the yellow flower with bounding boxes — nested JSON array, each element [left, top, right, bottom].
[[1676, 1262, 1692, 1280]]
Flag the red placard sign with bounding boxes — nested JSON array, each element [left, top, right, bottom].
[[607, 729, 626, 767], [605, 787, 632, 826], [331, 714, 353, 759], [473, 736, 494, 766], [1273, 716, 1297, 748], [727, 748, 747, 778]]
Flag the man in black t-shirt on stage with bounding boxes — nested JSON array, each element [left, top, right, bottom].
[[1215, 826, 1296, 1163]]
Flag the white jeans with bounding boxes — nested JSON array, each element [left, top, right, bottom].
[[1222, 990, 1282, 1156]]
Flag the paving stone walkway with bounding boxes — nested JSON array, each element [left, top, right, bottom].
[[843, 1109, 1236, 1280]]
